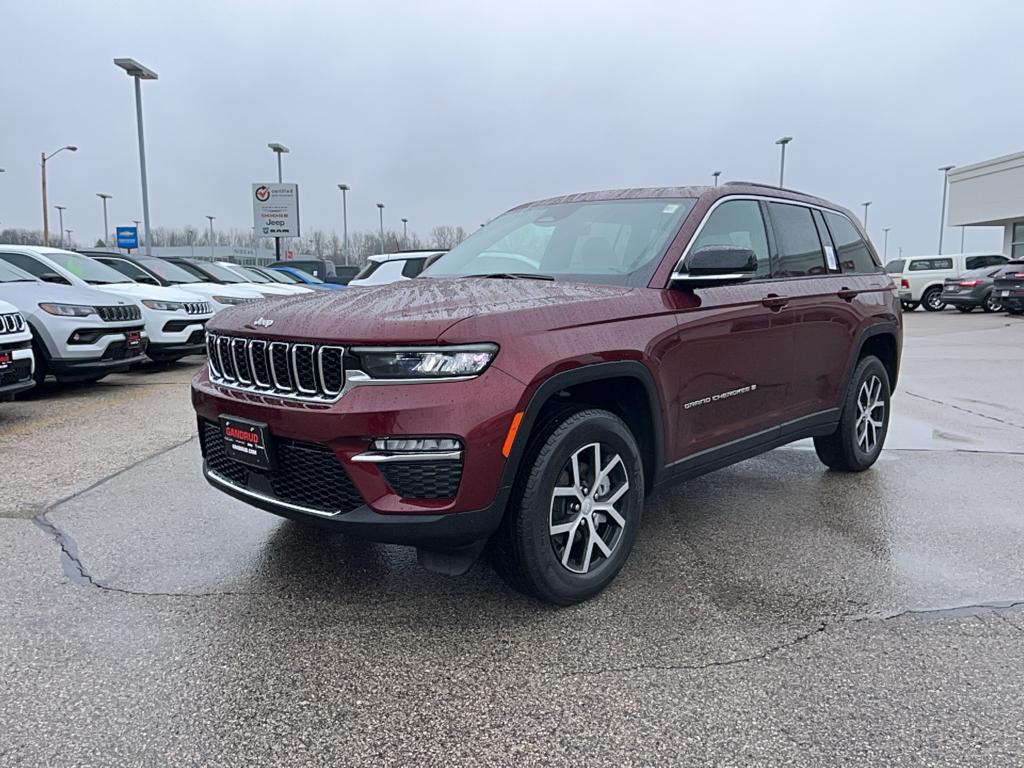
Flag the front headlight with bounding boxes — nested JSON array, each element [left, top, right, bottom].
[[39, 302, 96, 317], [141, 299, 185, 311], [212, 295, 256, 306], [354, 344, 497, 379]]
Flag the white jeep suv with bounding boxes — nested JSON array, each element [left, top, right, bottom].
[[886, 253, 1008, 311], [0, 246, 215, 363], [0, 297, 35, 399], [0, 259, 147, 385]]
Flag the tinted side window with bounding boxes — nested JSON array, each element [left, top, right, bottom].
[[768, 203, 826, 277], [909, 258, 953, 271], [885, 259, 905, 274], [688, 200, 770, 278], [824, 212, 878, 274], [400, 258, 427, 278], [0, 252, 55, 279], [965, 255, 1008, 270]]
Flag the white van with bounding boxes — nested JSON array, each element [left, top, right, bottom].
[[885, 253, 1008, 311]]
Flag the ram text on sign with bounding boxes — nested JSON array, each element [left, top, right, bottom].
[[252, 183, 300, 238]]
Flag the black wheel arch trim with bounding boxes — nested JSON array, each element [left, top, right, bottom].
[[499, 361, 665, 501], [842, 320, 902, 394]]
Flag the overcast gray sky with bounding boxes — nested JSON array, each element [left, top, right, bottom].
[[2, 0, 1020, 255]]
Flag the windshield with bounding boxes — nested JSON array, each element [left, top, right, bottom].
[[236, 266, 271, 283], [192, 261, 245, 283], [884, 259, 905, 274], [261, 268, 295, 283], [46, 250, 132, 284], [134, 256, 202, 284], [423, 198, 696, 287], [0, 260, 38, 283], [277, 267, 323, 284]]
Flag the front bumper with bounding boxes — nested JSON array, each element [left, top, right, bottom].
[[0, 347, 35, 398], [191, 365, 525, 545]]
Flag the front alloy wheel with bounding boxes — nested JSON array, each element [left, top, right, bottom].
[[492, 407, 644, 605], [814, 355, 891, 472]]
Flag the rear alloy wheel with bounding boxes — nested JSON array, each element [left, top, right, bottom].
[[814, 355, 891, 472], [921, 286, 946, 311], [492, 408, 644, 605], [982, 292, 1002, 313]]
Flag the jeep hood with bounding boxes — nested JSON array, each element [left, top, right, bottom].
[[0, 281, 139, 313], [206, 278, 646, 344]]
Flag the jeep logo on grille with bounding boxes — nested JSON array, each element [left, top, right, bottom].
[[252, 317, 274, 328]]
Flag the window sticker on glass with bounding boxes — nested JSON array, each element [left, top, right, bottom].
[[825, 245, 838, 271], [662, 204, 679, 214]]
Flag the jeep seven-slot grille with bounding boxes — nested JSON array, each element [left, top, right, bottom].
[[185, 301, 212, 315], [199, 420, 365, 514], [206, 332, 345, 402], [97, 304, 142, 322], [0, 313, 26, 335]]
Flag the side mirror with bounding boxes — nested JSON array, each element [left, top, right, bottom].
[[671, 246, 758, 289], [39, 272, 71, 285]]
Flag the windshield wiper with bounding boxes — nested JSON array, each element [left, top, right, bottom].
[[460, 272, 555, 281]]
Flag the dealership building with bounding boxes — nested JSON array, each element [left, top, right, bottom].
[[947, 149, 1024, 259]]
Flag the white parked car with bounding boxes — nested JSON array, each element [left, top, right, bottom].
[[0, 246, 215, 363], [885, 253, 1008, 311], [347, 250, 446, 287], [214, 262, 313, 295], [83, 251, 265, 313], [0, 296, 36, 399], [0, 258, 147, 384]]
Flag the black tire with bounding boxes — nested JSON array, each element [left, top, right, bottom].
[[30, 339, 49, 387], [955, 305, 974, 313], [921, 286, 945, 311], [491, 407, 645, 605], [814, 355, 891, 472], [901, 301, 919, 312], [981, 292, 1001, 313]]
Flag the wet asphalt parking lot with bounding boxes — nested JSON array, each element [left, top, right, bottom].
[[1, 311, 1023, 766]]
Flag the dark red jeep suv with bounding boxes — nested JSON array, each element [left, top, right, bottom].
[[192, 183, 901, 604]]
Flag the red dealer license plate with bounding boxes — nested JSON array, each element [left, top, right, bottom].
[[126, 331, 142, 349], [219, 416, 274, 470], [0, 351, 10, 370]]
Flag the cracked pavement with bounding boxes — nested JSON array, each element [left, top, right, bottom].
[[1, 312, 1023, 766]]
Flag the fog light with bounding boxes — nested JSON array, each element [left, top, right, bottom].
[[371, 437, 461, 452]]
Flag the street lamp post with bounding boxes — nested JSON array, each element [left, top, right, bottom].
[[337, 184, 349, 264], [882, 227, 891, 260], [97, 193, 112, 246], [775, 136, 792, 187], [861, 201, 871, 230], [937, 165, 955, 254], [40, 145, 77, 246], [268, 143, 289, 260], [401, 217, 408, 246], [960, 226, 966, 253], [376, 203, 385, 254], [55, 206, 66, 247], [206, 215, 216, 259], [712, 170, 721, 187], [114, 59, 158, 256], [65, 229, 73, 248]]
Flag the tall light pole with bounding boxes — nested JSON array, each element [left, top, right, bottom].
[[206, 215, 216, 259], [97, 193, 112, 246], [775, 136, 792, 187], [401, 217, 408, 246], [267, 142, 289, 260], [114, 59, 158, 256], [55, 206, 66, 247], [40, 145, 77, 246], [65, 229, 73, 248], [861, 201, 871, 230], [882, 227, 891, 260], [377, 203, 385, 254], [960, 226, 966, 253], [937, 164, 955, 254], [712, 170, 721, 187], [337, 184, 349, 263]]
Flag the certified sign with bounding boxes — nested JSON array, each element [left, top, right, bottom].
[[252, 183, 300, 238], [116, 226, 139, 249]]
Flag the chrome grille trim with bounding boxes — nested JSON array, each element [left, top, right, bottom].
[[97, 304, 142, 322], [207, 333, 346, 402], [0, 313, 26, 334], [185, 301, 212, 315]]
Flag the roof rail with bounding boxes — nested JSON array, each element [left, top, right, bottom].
[[722, 180, 818, 197]]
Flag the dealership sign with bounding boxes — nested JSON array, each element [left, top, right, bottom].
[[252, 183, 300, 237]]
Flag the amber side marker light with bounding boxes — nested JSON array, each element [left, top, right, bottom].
[[502, 412, 525, 457]]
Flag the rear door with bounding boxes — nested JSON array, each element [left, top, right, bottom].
[[764, 203, 861, 423], [670, 199, 799, 461]]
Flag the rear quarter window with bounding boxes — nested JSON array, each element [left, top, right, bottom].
[[885, 259, 905, 274], [400, 258, 428, 278], [824, 212, 879, 274]]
